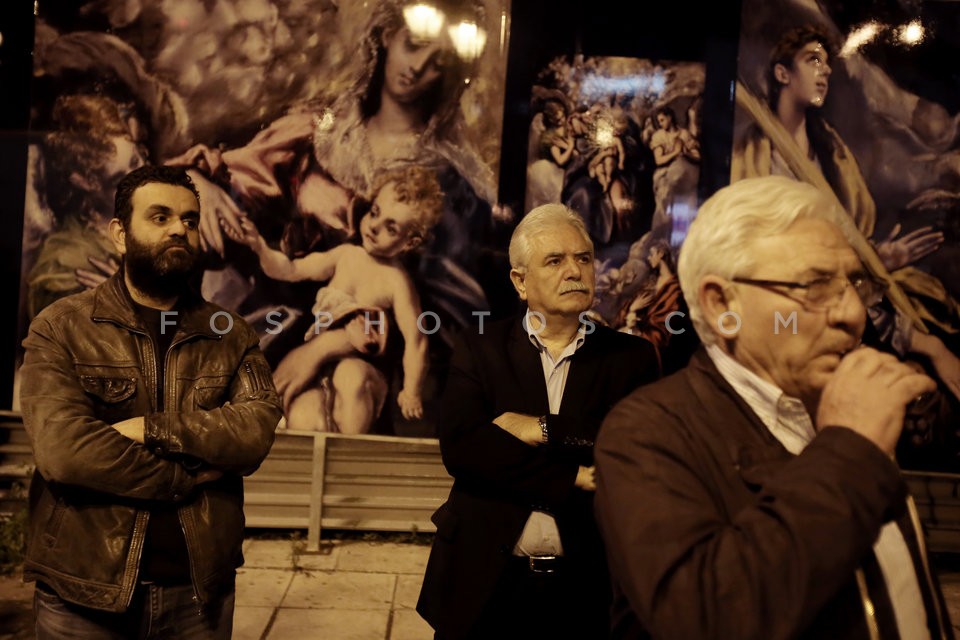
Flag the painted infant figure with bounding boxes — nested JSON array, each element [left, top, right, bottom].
[[228, 165, 444, 433]]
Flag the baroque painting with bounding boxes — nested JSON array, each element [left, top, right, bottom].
[[19, 0, 511, 437], [732, 0, 960, 468], [525, 55, 704, 372]]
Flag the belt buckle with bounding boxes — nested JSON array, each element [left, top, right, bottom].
[[527, 554, 558, 574]]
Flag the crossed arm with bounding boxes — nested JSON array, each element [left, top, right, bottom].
[[438, 335, 596, 507], [20, 315, 282, 502]]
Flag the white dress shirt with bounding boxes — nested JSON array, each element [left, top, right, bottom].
[[512, 311, 585, 557]]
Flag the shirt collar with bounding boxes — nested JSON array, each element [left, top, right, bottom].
[[523, 309, 586, 360], [705, 344, 815, 454]]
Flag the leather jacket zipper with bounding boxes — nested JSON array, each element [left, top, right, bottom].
[[178, 508, 205, 617]]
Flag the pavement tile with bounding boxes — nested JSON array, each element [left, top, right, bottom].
[[335, 542, 430, 575], [233, 606, 274, 640], [393, 575, 424, 610], [295, 543, 341, 572], [389, 609, 433, 640], [244, 539, 339, 571], [236, 568, 293, 607], [266, 608, 389, 639], [282, 571, 396, 610], [244, 539, 299, 569]]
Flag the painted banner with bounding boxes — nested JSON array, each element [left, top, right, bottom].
[[18, 0, 511, 437]]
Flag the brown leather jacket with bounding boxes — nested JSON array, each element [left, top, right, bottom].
[[595, 349, 954, 640], [19, 274, 282, 612]]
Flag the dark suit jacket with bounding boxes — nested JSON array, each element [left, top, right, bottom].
[[417, 315, 659, 638], [595, 348, 954, 640]]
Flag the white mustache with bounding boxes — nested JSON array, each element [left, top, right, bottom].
[[560, 281, 590, 294]]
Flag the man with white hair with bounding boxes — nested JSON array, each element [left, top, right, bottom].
[[595, 175, 954, 639], [418, 203, 660, 638]]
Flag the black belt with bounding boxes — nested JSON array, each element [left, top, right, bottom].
[[510, 554, 564, 574]]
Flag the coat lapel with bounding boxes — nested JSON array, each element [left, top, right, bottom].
[[558, 330, 600, 416]]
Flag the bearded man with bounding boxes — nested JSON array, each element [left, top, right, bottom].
[[19, 165, 282, 639]]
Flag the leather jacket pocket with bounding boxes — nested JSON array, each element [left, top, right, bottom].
[[189, 375, 231, 410], [41, 497, 67, 547], [78, 365, 139, 423]]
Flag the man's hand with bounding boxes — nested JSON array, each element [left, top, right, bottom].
[[816, 347, 937, 455], [195, 469, 224, 484], [575, 465, 596, 491], [492, 412, 543, 446], [111, 417, 145, 443]]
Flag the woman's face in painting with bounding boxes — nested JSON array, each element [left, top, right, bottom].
[[380, 26, 451, 105]]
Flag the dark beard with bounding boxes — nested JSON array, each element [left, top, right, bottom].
[[124, 233, 201, 300]]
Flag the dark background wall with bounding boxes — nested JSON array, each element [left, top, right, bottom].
[[1, 1, 35, 408]]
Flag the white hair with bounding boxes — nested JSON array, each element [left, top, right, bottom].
[[509, 203, 591, 272], [677, 176, 849, 345]]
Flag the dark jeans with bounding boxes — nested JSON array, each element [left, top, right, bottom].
[[34, 582, 234, 640]]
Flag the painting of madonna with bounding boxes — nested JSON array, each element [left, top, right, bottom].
[[170, 0, 510, 436], [22, 0, 511, 437]]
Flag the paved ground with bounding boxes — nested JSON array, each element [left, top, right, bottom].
[[233, 538, 432, 639], [1, 541, 958, 639]]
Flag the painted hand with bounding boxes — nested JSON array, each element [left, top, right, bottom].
[[187, 169, 245, 257], [75, 255, 120, 290], [875, 224, 943, 272]]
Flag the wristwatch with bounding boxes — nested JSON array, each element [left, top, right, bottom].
[[538, 415, 549, 444]]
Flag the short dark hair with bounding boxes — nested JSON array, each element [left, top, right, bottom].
[[766, 24, 836, 111], [113, 165, 199, 228], [655, 106, 676, 126]]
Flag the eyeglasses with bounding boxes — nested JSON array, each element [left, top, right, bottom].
[[731, 274, 886, 310]]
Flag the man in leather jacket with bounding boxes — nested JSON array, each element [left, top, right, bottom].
[[20, 165, 282, 638]]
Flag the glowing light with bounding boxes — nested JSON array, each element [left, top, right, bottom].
[[315, 109, 335, 133], [448, 20, 486, 61], [403, 3, 444, 40], [580, 71, 666, 100], [839, 21, 881, 57], [898, 20, 925, 46], [595, 120, 615, 147]]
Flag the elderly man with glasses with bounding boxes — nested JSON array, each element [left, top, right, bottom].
[[594, 176, 954, 640]]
